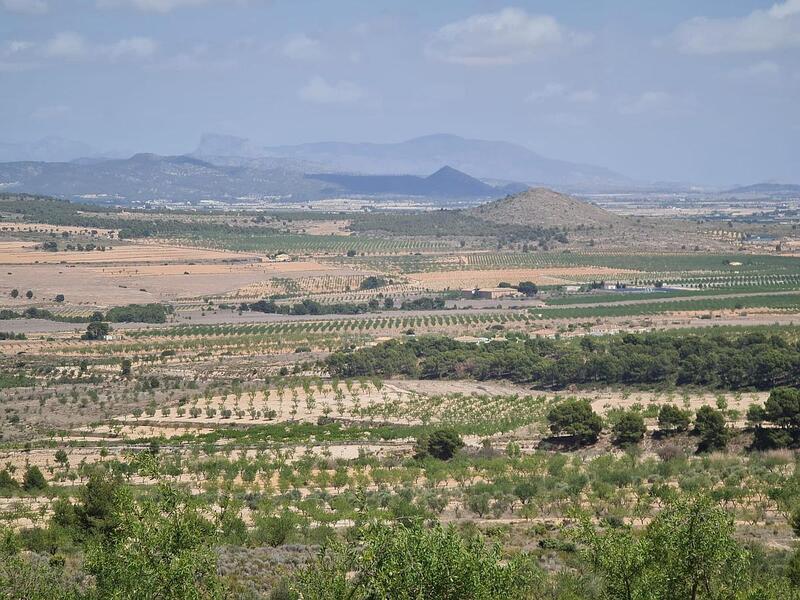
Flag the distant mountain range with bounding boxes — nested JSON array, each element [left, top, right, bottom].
[[0, 154, 514, 204], [195, 133, 631, 189], [0, 154, 326, 203], [726, 183, 800, 195]]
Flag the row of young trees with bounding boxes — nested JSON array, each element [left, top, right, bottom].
[[240, 296, 448, 316], [3, 463, 798, 599]]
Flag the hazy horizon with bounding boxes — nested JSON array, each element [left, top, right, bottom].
[[2, 0, 799, 185]]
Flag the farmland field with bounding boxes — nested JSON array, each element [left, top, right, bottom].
[[3, 193, 800, 598]]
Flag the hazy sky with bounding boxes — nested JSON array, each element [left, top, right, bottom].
[[1, 0, 799, 184]]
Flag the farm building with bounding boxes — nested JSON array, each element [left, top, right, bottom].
[[462, 287, 524, 299]]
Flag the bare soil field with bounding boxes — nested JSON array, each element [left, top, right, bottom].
[[0, 221, 117, 237], [0, 240, 255, 265], [0, 250, 358, 305]]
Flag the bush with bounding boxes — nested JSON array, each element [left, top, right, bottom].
[[82, 321, 110, 341], [251, 510, 299, 547], [415, 428, 464, 460], [291, 523, 539, 599], [547, 398, 602, 446], [612, 410, 646, 447], [359, 276, 386, 290], [22, 466, 47, 492], [0, 470, 19, 494], [694, 406, 730, 452], [658, 404, 691, 434]]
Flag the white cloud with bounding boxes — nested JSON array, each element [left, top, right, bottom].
[[2, 0, 47, 14], [42, 32, 88, 59], [108, 37, 158, 60], [526, 83, 596, 104], [3, 32, 157, 67], [281, 34, 323, 61], [298, 76, 364, 105], [619, 91, 692, 116], [670, 0, 800, 54], [97, 0, 252, 12], [5, 40, 34, 54], [427, 7, 589, 66], [0, 40, 37, 71]]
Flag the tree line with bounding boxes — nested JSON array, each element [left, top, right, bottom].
[[325, 330, 800, 390]]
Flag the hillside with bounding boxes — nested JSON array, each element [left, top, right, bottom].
[[469, 187, 626, 229], [307, 165, 518, 198], [726, 183, 800, 195], [0, 154, 331, 203]]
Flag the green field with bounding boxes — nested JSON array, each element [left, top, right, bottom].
[[532, 292, 800, 319]]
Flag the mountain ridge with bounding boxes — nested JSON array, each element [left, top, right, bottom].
[[0, 155, 515, 204], [195, 132, 631, 189]]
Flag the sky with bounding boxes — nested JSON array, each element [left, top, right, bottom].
[[1, 0, 799, 185]]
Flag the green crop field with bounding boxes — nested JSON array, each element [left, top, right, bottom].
[[532, 292, 800, 319]]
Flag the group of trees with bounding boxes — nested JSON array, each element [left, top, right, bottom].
[[325, 331, 800, 390], [544, 397, 730, 451], [82, 321, 111, 340], [105, 303, 170, 324], [241, 296, 448, 316], [8, 289, 33, 300], [242, 298, 374, 316], [2, 302, 169, 326], [38, 240, 107, 253]]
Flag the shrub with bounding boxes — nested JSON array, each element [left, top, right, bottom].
[[291, 523, 538, 599], [82, 322, 110, 341], [694, 406, 729, 452], [359, 276, 386, 290], [22, 466, 47, 491], [657, 404, 691, 434], [612, 410, 646, 447], [547, 398, 602, 445], [415, 428, 464, 460]]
